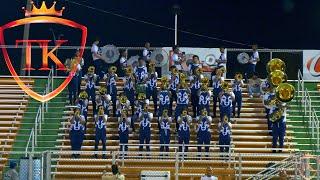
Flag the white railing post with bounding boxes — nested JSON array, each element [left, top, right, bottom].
[[32, 129, 35, 153], [175, 148, 179, 180], [35, 113, 38, 146], [46, 152, 51, 180]]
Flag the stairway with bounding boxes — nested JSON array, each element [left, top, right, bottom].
[[0, 78, 33, 177], [53, 80, 298, 179]]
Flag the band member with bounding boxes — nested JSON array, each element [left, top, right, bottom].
[[158, 77, 171, 117], [104, 66, 118, 116], [219, 115, 232, 154], [142, 42, 152, 62], [132, 93, 149, 132], [96, 87, 112, 116], [188, 55, 202, 75], [65, 58, 79, 105], [270, 103, 286, 153], [76, 91, 89, 122], [119, 49, 128, 77], [170, 45, 182, 70], [217, 47, 227, 69], [212, 69, 224, 117], [190, 67, 202, 117], [219, 82, 235, 122], [94, 105, 108, 159], [245, 44, 260, 81], [146, 61, 158, 114], [116, 93, 130, 118], [118, 109, 130, 156], [196, 108, 212, 156], [83, 66, 98, 114], [134, 57, 148, 84], [123, 66, 136, 115], [248, 73, 262, 98], [262, 81, 274, 133], [177, 108, 192, 154], [175, 77, 190, 125], [69, 107, 85, 158], [91, 38, 104, 79], [232, 73, 244, 118], [159, 109, 171, 153], [74, 49, 85, 93], [198, 77, 211, 115], [139, 106, 153, 152], [169, 66, 179, 116]]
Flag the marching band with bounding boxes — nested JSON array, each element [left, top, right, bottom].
[[67, 47, 294, 159]]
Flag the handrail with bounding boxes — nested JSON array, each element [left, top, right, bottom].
[[25, 128, 34, 157]]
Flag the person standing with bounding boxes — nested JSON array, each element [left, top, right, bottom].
[[218, 115, 232, 154], [216, 47, 227, 76], [159, 109, 171, 154], [196, 109, 212, 156], [104, 66, 119, 116], [142, 42, 152, 62], [146, 61, 158, 115], [198, 78, 211, 116], [177, 109, 192, 154], [91, 38, 104, 80], [69, 107, 85, 158], [83, 66, 98, 115], [139, 106, 153, 153], [3, 161, 18, 180], [219, 83, 235, 122], [190, 67, 202, 117], [232, 73, 244, 118], [270, 103, 286, 153], [123, 66, 136, 115], [248, 73, 262, 98], [245, 44, 260, 81], [119, 50, 128, 77], [118, 109, 130, 157], [211, 69, 224, 118], [94, 105, 108, 159], [169, 66, 179, 116]]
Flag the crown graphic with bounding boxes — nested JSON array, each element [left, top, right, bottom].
[[23, 1, 65, 17]]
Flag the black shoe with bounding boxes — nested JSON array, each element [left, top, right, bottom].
[[102, 154, 107, 159], [278, 150, 283, 153], [93, 154, 98, 159], [272, 150, 276, 153]]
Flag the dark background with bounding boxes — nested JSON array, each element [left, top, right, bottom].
[[0, 0, 316, 78]]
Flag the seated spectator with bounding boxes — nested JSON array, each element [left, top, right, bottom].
[[201, 167, 218, 180], [247, 73, 262, 98]]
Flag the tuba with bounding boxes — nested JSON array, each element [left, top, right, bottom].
[[237, 52, 250, 64], [270, 106, 285, 122], [109, 66, 117, 73], [267, 58, 286, 73], [137, 93, 146, 101], [268, 70, 287, 87], [275, 83, 295, 102], [120, 95, 128, 105]]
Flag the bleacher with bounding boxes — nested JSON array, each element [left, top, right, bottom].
[[0, 78, 33, 174], [51, 78, 299, 179]]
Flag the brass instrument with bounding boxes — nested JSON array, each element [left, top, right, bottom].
[[216, 68, 223, 76], [201, 108, 208, 116], [268, 70, 287, 87], [162, 109, 169, 117], [98, 106, 104, 116], [99, 87, 107, 95], [234, 73, 243, 81], [201, 77, 209, 91], [149, 61, 156, 71], [264, 95, 280, 107], [275, 83, 295, 102], [267, 58, 286, 73], [171, 67, 178, 75], [120, 95, 128, 105], [161, 76, 169, 89], [220, 66, 226, 73], [221, 81, 229, 91], [201, 77, 209, 85], [179, 79, 188, 89], [182, 109, 188, 116], [109, 66, 117, 73], [179, 72, 187, 82], [125, 66, 133, 75], [194, 67, 203, 76], [137, 93, 146, 101], [79, 91, 88, 99], [74, 108, 80, 116], [88, 66, 95, 74], [270, 106, 285, 122]]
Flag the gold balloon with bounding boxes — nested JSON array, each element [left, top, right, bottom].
[[267, 58, 286, 73]]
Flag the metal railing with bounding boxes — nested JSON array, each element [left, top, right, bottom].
[[25, 67, 54, 155]]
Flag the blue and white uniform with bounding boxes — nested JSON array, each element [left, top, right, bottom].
[[190, 75, 201, 117], [263, 92, 275, 131], [105, 73, 118, 115], [84, 74, 97, 114], [118, 118, 130, 153], [198, 90, 211, 116], [219, 122, 231, 153], [232, 80, 243, 117], [175, 88, 189, 120], [146, 72, 158, 114], [69, 116, 85, 153], [197, 116, 212, 154], [76, 99, 88, 122], [132, 100, 149, 132], [219, 92, 234, 121], [134, 66, 148, 84], [270, 106, 286, 151], [139, 112, 153, 152], [159, 117, 171, 152], [178, 115, 192, 153], [94, 116, 107, 152], [96, 95, 111, 116], [212, 76, 223, 117], [169, 73, 179, 115], [124, 76, 135, 113], [158, 90, 170, 117]]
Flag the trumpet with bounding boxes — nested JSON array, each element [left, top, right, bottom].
[[171, 67, 178, 75], [120, 95, 128, 105], [234, 73, 243, 81], [98, 106, 104, 116], [79, 91, 88, 99], [125, 66, 133, 75], [195, 67, 203, 76], [161, 76, 169, 89], [201, 77, 209, 85], [109, 66, 117, 73], [88, 66, 95, 74], [179, 73, 187, 82], [221, 81, 229, 91], [220, 66, 226, 73], [99, 87, 107, 95], [149, 61, 156, 71], [138, 93, 146, 100], [216, 68, 223, 76], [74, 109, 80, 117]]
